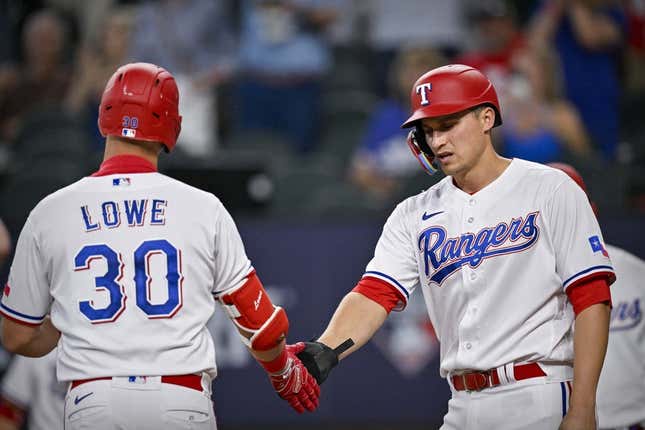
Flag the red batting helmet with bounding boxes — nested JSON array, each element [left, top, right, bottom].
[[401, 64, 502, 175], [98, 62, 182, 152]]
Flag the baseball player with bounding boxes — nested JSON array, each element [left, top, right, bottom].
[[0, 294, 258, 430], [0, 62, 319, 430], [0, 350, 65, 430], [295, 64, 616, 429], [548, 163, 645, 430]]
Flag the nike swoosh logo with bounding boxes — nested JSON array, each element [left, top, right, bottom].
[[74, 392, 94, 405], [422, 211, 444, 221]]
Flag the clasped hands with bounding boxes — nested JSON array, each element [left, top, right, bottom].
[[259, 342, 320, 413]]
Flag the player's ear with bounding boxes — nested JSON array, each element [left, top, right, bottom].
[[478, 106, 496, 133]]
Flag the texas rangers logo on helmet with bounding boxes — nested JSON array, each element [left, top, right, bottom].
[[416, 83, 433, 106], [418, 212, 540, 285]]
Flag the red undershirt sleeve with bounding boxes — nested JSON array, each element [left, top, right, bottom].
[[352, 276, 407, 314], [566, 274, 612, 316]]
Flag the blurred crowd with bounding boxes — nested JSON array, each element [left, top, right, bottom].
[[0, 0, 644, 227]]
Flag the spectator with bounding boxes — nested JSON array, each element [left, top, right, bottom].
[[0, 8, 71, 144], [363, 0, 465, 97], [529, 0, 627, 159], [349, 46, 446, 201], [456, 0, 525, 89], [43, 0, 115, 48], [130, 0, 238, 156], [621, 0, 645, 209], [499, 45, 591, 163], [65, 6, 134, 152], [624, 0, 645, 94], [235, 0, 340, 154]]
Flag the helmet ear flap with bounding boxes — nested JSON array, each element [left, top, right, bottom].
[[406, 126, 438, 175], [414, 124, 432, 154]]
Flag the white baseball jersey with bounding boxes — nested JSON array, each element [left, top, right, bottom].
[[597, 244, 645, 429], [0, 164, 253, 382], [362, 158, 615, 378], [1, 350, 65, 430]]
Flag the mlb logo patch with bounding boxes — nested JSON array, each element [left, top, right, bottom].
[[588, 235, 609, 257], [128, 376, 147, 384], [122, 128, 136, 138], [113, 177, 131, 187]]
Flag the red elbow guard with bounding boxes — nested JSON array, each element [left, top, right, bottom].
[[220, 273, 289, 351]]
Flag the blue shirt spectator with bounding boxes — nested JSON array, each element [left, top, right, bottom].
[[234, 0, 340, 154], [530, 1, 627, 159], [355, 100, 417, 177], [555, 6, 626, 159], [238, 0, 336, 76], [349, 46, 445, 201], [498, 46, 591, 164], [130, 0, 237, 78], [129, 0, 238, 156]]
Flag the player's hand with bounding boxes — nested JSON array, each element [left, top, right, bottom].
[[296, 338, 353, 385], [558, 407, 597, 430], [259, 343, 320, 413], [296, 340, 339, 385]]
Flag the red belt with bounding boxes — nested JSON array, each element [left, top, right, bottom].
[[70, 374, 203, 392], [451, 363, 546, 392]]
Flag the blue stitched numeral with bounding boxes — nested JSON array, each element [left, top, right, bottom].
[[121, 116, 139, 128], [75, 240, 182, 323], [134, 239, 182, 318], [75, 245, 126, 323]]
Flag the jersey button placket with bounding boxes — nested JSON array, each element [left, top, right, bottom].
[[464, 199, 475, 227], [459, 198, 478, 362]]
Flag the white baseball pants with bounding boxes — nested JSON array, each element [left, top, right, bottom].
[[441, 379, 577, 430], [64, 375, 217, 430]]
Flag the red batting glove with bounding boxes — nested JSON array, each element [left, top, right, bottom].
[[258, 342, 321, 413]]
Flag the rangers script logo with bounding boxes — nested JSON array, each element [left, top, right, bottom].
[[609, 299, 641, 331], [419, 212, 540, 285]]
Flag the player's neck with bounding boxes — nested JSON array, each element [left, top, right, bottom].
[[103, 137, 161, 169], [452, 150, 511, 195]]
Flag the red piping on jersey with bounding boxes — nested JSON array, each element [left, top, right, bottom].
[[353, 276, 407, 313], [0, 310, 42, 327], [566, 274, 612, 316], [91, 155, 157, 177]]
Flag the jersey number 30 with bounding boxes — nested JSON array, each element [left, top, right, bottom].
[[74, 239, 183, 323]]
